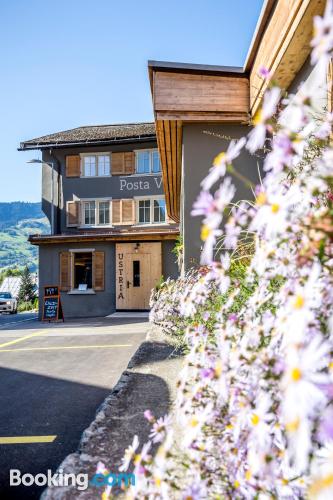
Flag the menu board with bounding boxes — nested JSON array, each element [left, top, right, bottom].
[[42, 286, 64, 322]]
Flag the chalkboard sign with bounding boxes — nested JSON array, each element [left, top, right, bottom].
[[42, 285, 64, 322]]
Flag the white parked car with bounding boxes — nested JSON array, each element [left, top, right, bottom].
[[0, 292, 18, 314]]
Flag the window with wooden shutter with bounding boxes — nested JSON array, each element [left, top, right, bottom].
[[66, 155, 81, 177], [111, 152, 125, 175], [122, 199, 135, 225], [112, 200, 121, 224], [93, 251, 105, 291], [66, 201, 80, 227], [60, 252, 71, 291], [124, 152, 135, 174]]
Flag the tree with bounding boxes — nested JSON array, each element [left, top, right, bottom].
[[18, 266, 36, 303]]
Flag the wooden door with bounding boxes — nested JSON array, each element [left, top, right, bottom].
[[116, 243, 162, 310]]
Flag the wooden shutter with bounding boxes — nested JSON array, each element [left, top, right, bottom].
[[112, 200, 121, 224], [66, 201, 79, 227], [112, 152, 125, 175], [122, 199, 135, 225], [66, 155, 81, 177], [124, 152, 135, 174], [93, 251, 105, 291], [60, 252, 71, 291], [112, 199, 135, 225]]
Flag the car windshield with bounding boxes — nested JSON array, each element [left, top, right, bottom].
[[0, 292, 12, 299]]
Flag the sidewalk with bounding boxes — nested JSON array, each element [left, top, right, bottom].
[[42, 325, 183, 499]]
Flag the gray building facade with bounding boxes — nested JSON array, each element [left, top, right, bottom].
[[181, 123, 262, 268], [20, 123, 179, 318]]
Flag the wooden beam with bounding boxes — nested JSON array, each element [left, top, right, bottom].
[[29, 231, 179, 246], [171, 120, 177, 218], [155, 111, 249, 122], [250, 0, 326, 115], [156, 120, 172, 220], [156, 120, 181, 223], [176, 121, 182, 218], [154, 71, 249, 115]]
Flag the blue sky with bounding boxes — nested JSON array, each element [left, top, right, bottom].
[[0, 0, 263, 202]]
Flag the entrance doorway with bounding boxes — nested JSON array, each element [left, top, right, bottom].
[[116, 242, 162, 310]]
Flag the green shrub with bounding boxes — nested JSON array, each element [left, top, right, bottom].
[[150, 258, 283, 345]]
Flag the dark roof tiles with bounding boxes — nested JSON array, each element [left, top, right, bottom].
[[20, 122, 156, 149]]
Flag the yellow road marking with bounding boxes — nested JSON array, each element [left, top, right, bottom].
[[0, 344, 132, 353], [0, 435, 57, 444], [0, 330, 48, 349]]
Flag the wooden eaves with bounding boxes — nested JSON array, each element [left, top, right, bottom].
[[29, 227, 179, 245], [149, 0, 326, 223]]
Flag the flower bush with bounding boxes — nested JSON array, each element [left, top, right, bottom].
[[103, 3, 333, 499], [149, 269, 200, 340]]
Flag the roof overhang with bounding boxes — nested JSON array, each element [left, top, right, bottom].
[[19, 135, 157, 151], [148, 61, 249, 222], [29, 227, 179, 245], [149, 0, 326, 223]]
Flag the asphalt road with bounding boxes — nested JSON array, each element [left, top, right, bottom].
[[0, 315, 149, 499], [0, 312, 38, 329]]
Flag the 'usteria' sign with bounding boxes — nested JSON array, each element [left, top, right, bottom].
[[119, 176, 163, 192]]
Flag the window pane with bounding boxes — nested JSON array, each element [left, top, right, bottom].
[[84, 156, 96, 176], [133, 260, 140, 287], [138, 200, 151, 223], [137, 151, 150, 174], [153, 199, 166, 223], [152, 151, 161, 173], [74, 252, 92, 288], [99, 201, 110, 224], [98, 155, 110, 176], [84, 201, 95, 225]]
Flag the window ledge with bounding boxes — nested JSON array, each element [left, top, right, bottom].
[[79, 225, 113, 229], [67, 289, 96, 295], [133, 223, 168, 227], [80, 174, 111, 178], [129, 173, 162, 177]]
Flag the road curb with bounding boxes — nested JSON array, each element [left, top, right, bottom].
[[41, 324, 183, 499]]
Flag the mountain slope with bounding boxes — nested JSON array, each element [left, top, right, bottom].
[[0, 202, 49, 272]]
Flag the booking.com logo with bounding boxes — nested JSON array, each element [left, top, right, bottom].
[[9, 469, 135, 490]]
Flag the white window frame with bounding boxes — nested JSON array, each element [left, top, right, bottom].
[[79, 198, 113, 228], [82, 200, 96, 226], [98, 200, 111, 225], [80, 153, 111, 178], [137, 198, 152, 224], [153, 197, 167, 224], [134, 195, 167, 225], [134, 149, 161, 176]]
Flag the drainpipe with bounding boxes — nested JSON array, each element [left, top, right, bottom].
[[49, 149, 61, 235]]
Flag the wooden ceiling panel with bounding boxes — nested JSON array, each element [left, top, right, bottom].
[[250, 0, 326, 114]]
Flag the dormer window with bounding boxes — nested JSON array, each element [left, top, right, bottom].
[[135, 149, 161, 174]]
